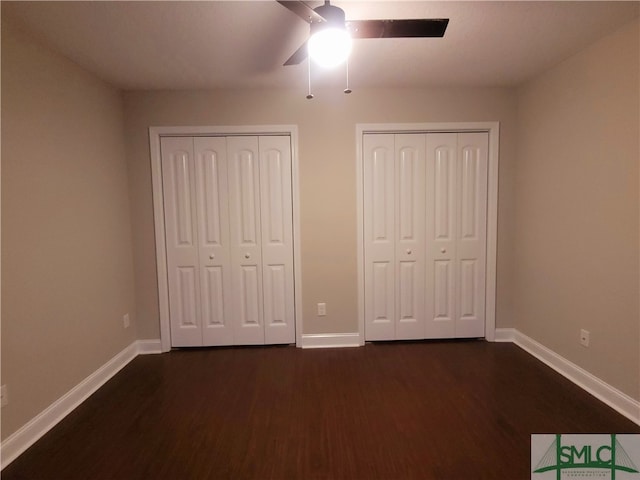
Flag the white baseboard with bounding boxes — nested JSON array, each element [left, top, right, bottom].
[[1, 339, 162, 469], [494, 327, 516, 342], [136, 339, 163, 354], [300, 333, 361, 349], [495, 328, 640, 426]]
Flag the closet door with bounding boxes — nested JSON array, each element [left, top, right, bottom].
[[259, 136, 295, 344], [394, 134, 426, 339], [363, 134, 426, 340], [455, 133, 488, 337], [425, 133, 457, 338], [227, 136, 265, 345], [161, 137, 203, 346], [425, 132, 488, 338], [364, 131, 488, 341], [364, 134, 395, 340], [194, 137, 233, 345], [162, 134, 296, 347]]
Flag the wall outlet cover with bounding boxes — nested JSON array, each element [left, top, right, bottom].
[[1, 384, 8, 407], [580, 329, 590, 347]]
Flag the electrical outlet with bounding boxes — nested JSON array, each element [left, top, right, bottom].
[[123, 313, 130, 329], [1, 385, 8, 407], [580, 329, 590, 347], [317, 303, 326, 316]]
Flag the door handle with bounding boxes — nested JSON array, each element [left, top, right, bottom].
[[245, 253, 251, 259]]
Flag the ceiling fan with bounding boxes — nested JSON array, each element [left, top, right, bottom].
[[277, 0, 449, 67]]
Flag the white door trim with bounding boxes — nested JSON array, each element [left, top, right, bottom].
[[356, 122, 500, 345], [149, 125, 302, 352]]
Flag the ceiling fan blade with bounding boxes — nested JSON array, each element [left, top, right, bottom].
[[284, 41, 309, 66], [277, 1, 325, 24], [346, 19, 449, 39]]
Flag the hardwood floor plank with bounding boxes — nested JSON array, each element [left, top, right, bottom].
[[3, 341, 638, 479]]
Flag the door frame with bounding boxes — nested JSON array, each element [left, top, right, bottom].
[[149, 125, 302, 352], [356, 122, 500, 344]]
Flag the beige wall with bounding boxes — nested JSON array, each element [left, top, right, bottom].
[[1, 21, 137, 439], [514, 19, 639, 400], [124, 87, 518, 339]]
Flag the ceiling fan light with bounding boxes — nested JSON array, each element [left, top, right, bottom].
[[308, 27, 352, 68]]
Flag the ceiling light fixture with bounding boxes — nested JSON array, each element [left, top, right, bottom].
[[308, 26, 351, 68], [307, 2, 351, 68]]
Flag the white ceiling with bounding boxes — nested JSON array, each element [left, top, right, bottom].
[[3, 1, 638, 91]]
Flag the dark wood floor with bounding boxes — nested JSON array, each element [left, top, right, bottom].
[[3, 340, 638, 479]]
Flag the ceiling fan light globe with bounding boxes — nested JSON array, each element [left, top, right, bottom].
[[308, 28, 352, 68]]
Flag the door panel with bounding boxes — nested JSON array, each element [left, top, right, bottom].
[[434, 260, 454, 321], [459, 259, 477, 318], [240, 265, 261, 325], [173, 156, 194, 245], [198, 147, 223, 245], [460, 150, 479, 239], [176, 267, 198, 327], [395, 134, 426, 339], [202, 266, 225, 327], [259, 136, 295, 344], [194, 137, 233, 345], [161, 137, 203, 346], [455, 133, 488, 338], [372, 261, 393, 324], [238, 153, 259, 244], [434, 147, 454, 241], [228, 136, 264, 345], [364, 134, 395, 340], [425, 133, 457, 339], [398, 261, 416, 319], [264, 264, 286, 323]]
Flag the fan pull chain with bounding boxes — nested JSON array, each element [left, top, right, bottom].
[[344, 58, 352, 94], [306, 57, 314, 100]]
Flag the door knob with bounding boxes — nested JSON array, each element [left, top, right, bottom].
[[406, 249, 412, 255], [245, 253, 251, 259], [209, 254, 215, 260], [440, 248, 446, 254]]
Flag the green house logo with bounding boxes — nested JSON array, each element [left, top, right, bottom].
[[532, 434, 640, 480]]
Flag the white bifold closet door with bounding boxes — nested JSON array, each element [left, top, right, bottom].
[[161, 135, 295, 347], [363, 134, 426, 341], [364, 132, 488, 341]]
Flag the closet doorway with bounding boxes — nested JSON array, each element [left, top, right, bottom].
[[357, 123, 499, 344], [150, 126, 302, 352]]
